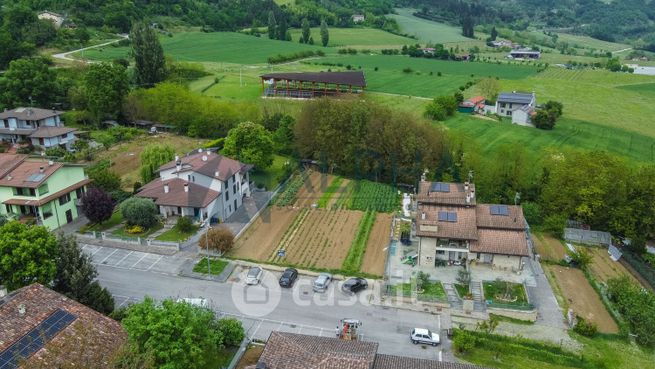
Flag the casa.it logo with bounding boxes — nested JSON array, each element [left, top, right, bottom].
[[231, 268, 282, 317]]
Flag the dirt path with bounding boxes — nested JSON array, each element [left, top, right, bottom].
[[294, 171, 333, 208], [52, 34, 128, 62], [546, 265, 618, 333], [361, 214, 392, 276], [230, 207, 298, 260]]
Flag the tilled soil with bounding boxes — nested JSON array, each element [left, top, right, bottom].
[[361, 214, 393, 276]]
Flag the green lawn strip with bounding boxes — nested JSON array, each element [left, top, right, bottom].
[[193, 258, 229, 274], [488, 313, 535, 325], [111, 222, 163, 239], [79, 211, 123, 233], [316, 176, 343, 208], [222, 255, 381, 279], [482, 280, 530, 307], [341, 210, 377, 273], [420, 281, 446, 299], [250, 154, 291, 190], [454, 283, 470, 298], [155, 225, 199, 242]]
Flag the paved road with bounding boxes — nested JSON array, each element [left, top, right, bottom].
[[86, 244, 453, 361]]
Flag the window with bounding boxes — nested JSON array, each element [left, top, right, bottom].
[[436, 250, 445, 255], [41, 204, 53, 219], [75, 187, 85, 199], [39, 138, 44, 145], [38, 184, 49, 195], [60, 134, 67, 139], [437, 211, 457, 222], [509, 103, 513, 109], [225, 190, 229, 201], [5, 204, 12, 213], [58, 193, 71, 205], [233, 183, 236, 193], [500, 103, 506, 108], [507, 111, 512, 116], [13, 187, 36, 197]]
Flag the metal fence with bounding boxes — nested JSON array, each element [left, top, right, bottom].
[[564, 227, 611, 246]]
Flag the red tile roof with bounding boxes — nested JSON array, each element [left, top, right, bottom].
[[416, 204, 478, 240], [468, 96, 486, 104], [136, 177, 220, 208], [475, 204, 526, 230], [0, 284, 126, 368], [0, 159, 63, 188], [417, 182, 477, 206], [0, 154, 26, 179], [159, 151, 250, 182], [470, 229, 529, 256], [374, 354, 487, 369]]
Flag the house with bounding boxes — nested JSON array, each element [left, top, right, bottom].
[[454, 53, 471, 61], [135, 149, 252, 223], [416, 181, 530, 270], [494, 92, 536, 126], [352, 14, 365, 23], [250, 331, 488, 369], [0, 108, 77, 151], [38, 10, 66, 28], [458, 96, 486, 113], [508, 49, 540, 59], [419, 47, 436, 55], [0, 154, 89, 229], [0, 283, 126, 369], [490, 40, 514, 48]]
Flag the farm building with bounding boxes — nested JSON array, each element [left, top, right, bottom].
[[260, 71, 366, 99], [458, 96, 486, 113], [416, 180, 530, 271], [494, 92, 536, 126], [135, 150, 252, 223], [508, 49, 541, 59]]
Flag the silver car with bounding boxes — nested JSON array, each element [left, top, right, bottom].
[[245, 266, 263, 285], [313, 273, 332, 293]]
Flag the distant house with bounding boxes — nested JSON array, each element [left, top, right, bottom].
[[419, 47, 436, 55], [490, 40, 514, 48], [454, 53, 471, 61], [38, 10, 65, 28], [458, 96, 486, 114], [0, 108, 77, 151], [0, 283, 126, 369], [495, 92, 536, 126], [135, 150, 252, 223], [352, 14, 365, 23], [508, 49, 541, 59]]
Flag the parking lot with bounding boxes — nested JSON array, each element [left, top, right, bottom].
[[81, 244, 189, 275]]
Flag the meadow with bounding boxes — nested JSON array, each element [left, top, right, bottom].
[[77, 32, 326, 64], [288, 27, 415, 48], [388, 8, 472, 44]]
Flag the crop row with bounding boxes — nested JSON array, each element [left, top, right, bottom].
[[317, 177, 343, 208], [269, 208, 309, 262], [272, 171, 308, 206], [347, 180, 400, 213], [341, 210, 377, 274]]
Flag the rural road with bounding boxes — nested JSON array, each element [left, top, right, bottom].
[[52, 34, 128, 62], [613, 47, 632, 54]]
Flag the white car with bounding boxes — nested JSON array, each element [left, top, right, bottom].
[[410, 328, 440, 346], [245, 266, 263, 285], [176, 297, 208, 308], [313, 273, 332, 293]]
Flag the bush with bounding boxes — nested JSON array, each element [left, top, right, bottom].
[[120, 197, 159, 228], [543, 214, 566, 238], [453, 330, 477, 353], [267, 50, 321, 64], [199, 226, 234, 254], [81, 187, 114, 224], [218, 318, 245, 346], [402, 67, 413, 73], [573, 316, 597, 337], [126, 225, 145, 234], [202, 137, 225, 150], [176, 216, 194, 233], [45, 146, 67, 157]]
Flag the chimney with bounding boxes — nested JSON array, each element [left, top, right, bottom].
[[214, 171, 220, 178], [0, 285, 7, 298], [164, 183, 169, 193], [197, 148, 203, 153], [421, 212, 426, 220], [39, 166, 45, 173], [175, 155, 179, 162], [184, 183, 189, 193], [464, 181, 469, 191], [48, 160, 54, 166], [18, 303, 26, 316], [466, 194, 471, 204], [470, 189, 475, 199], [206, 150, 211, 156], [202, 155, 207, 162]]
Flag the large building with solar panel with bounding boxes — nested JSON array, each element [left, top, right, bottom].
[[416, 180, 530, 271]]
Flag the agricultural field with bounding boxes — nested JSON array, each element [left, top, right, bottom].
[[289, 27, 415, 48], [335, 179, 400, 212], [388, 8, 473, 45], [361, 213, 392, 275], [545, 265, 619, 333], [532, 233, 567, 262], [77, 32, 327, 64], [230, 207, 299, 261], [553, 33, 630, 53], [587, 247, 641, 286]]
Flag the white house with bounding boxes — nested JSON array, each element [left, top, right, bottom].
[[352, 14, 365, 23], [494, 92, 536, 126], [135, 150, 252, 223], [0, 108, 77, 150], [38, 11, 66, 28]]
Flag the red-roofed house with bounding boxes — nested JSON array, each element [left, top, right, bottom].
[[135, 149, 252, 223]]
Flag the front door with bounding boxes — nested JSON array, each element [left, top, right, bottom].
[[65, 209, 73, 223]]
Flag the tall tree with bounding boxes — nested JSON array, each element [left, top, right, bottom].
[[277, 17, 288, 41], [461, 16, 474, 38], [81, 187, 115, 224], [223, 121, 274, 169], [490, 26, 498, 41], [267, 11, 277, 40], [301, 18, 311, 43], [320, 20, 329, 47], [0, 57, 57, 108], [0, 222, 58, 291], [83, 62, 129, 123], [477, 77, 500, 102], [131, 23, 167, 87], [139, 144, 175, 183]]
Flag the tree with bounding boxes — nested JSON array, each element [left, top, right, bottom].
[[0, 222, 58, 290], [477, 77, 500, 102], [543, 100, 564, 118], [267, 11, 276, 40], [120, 197, 159, 228], [139, 144, 175, 183], [199, 226, 234, 254], [490, 26, 498, 41], [461, 16, 474, 38], [533, 109, 557, 130], [0, 30, 35, 70], [568, 247, 593, 270], [121, 298, 225, 369], [83, 62, 129, 123], [176, 216, 194, 233], [425, 95, 458, 121], [452, 330, 477, 353], [456, 269, 471, 286], [0, 57, 57, 108], [53, 234, 115, 314], [131, 23, 167, 87], [81, 187, 115, 224], [320, 20, 329, 47], [273, 115, 295, 155], [218, 318, 245, 346], [277, 17, 288, 41], [223, 121, 274, 169], [301, 18, 311, 43]]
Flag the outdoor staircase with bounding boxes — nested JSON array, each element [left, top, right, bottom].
[[470, 281, 486, 312], [443, 283, 463, 309]]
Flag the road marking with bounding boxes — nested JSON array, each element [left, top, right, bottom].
[[115, 251, 133, 266], [438, 314, 441, 330], [118, 297, 131, 308], [147, 255, 164, 271], [89, 246, 102, 257], [131, 253, 149, 268], [99, 249, 118, 264], [438, 350, 442, 362], [81, 244, 89, 251], [297, 326, 302, 334]]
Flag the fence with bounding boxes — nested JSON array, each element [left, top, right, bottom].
[[224, 337, 251, 369], [77, 231, 181, 251], [620, 250, 655, 290], [486, 301, 535, 311]]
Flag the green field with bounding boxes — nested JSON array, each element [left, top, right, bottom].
[[443, 114, 655, 163], [316, 54, 539, 97], [554, 33, 630, 53], [618, 82, 655, 96], [289, 27, 415, 48], [77, 32, 326, 64], [389, 8, 473, 44]]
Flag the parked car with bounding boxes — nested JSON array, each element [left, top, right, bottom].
[[176, 297, 208, 308], [410, 328, 440, 346], [245, 266, 263, 285], [279, 268, 298, 288], [313, 273, 332, 293], [341, 278, 368, 294]]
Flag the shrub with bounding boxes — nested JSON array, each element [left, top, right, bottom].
[[176, 216, 194, 233], [453, 330, 477, 353], [126, 225, 145, 234], [402, 67, 413, 73], [81, 187, 114, 224], [199, 226, 234, 254], [573, 316, 597, 337], [202, 137, 225, 150], [45, 146, 67, 157], [218, 318, 245, 346], [120, 197, 158, 228]]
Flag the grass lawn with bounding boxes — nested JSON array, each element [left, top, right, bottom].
[[204, 347, 237, 369], [193, 257, 229, 275], [249, 154, 291, 190], [482, 280, 528, 306], [554, 32, 630, 53], [420, 281, 446, 298], [388, 8, 472, 44], [388, 282, 413, 297], [155, 225, 199, 242], [454, 283, 470, 298], [79, 211, 123, 233], [112, 223, 163, 239], [289, 27, 415, 48], [77, 32, 328, 64]]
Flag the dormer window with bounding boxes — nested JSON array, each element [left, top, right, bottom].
[[438, 211, 457, 222]]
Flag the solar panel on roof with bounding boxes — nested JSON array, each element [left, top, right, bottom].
[[26, 173, 45, 182], [490, 205, 509, 216], [447, 212, 457, 222], [0, 309, 76, 369], [438, 211, 448, 221], [430, 182, 450, 193]]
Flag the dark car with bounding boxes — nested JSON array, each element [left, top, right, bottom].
[[279, 268, 298, 288], [341, 278, 368, 294]]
